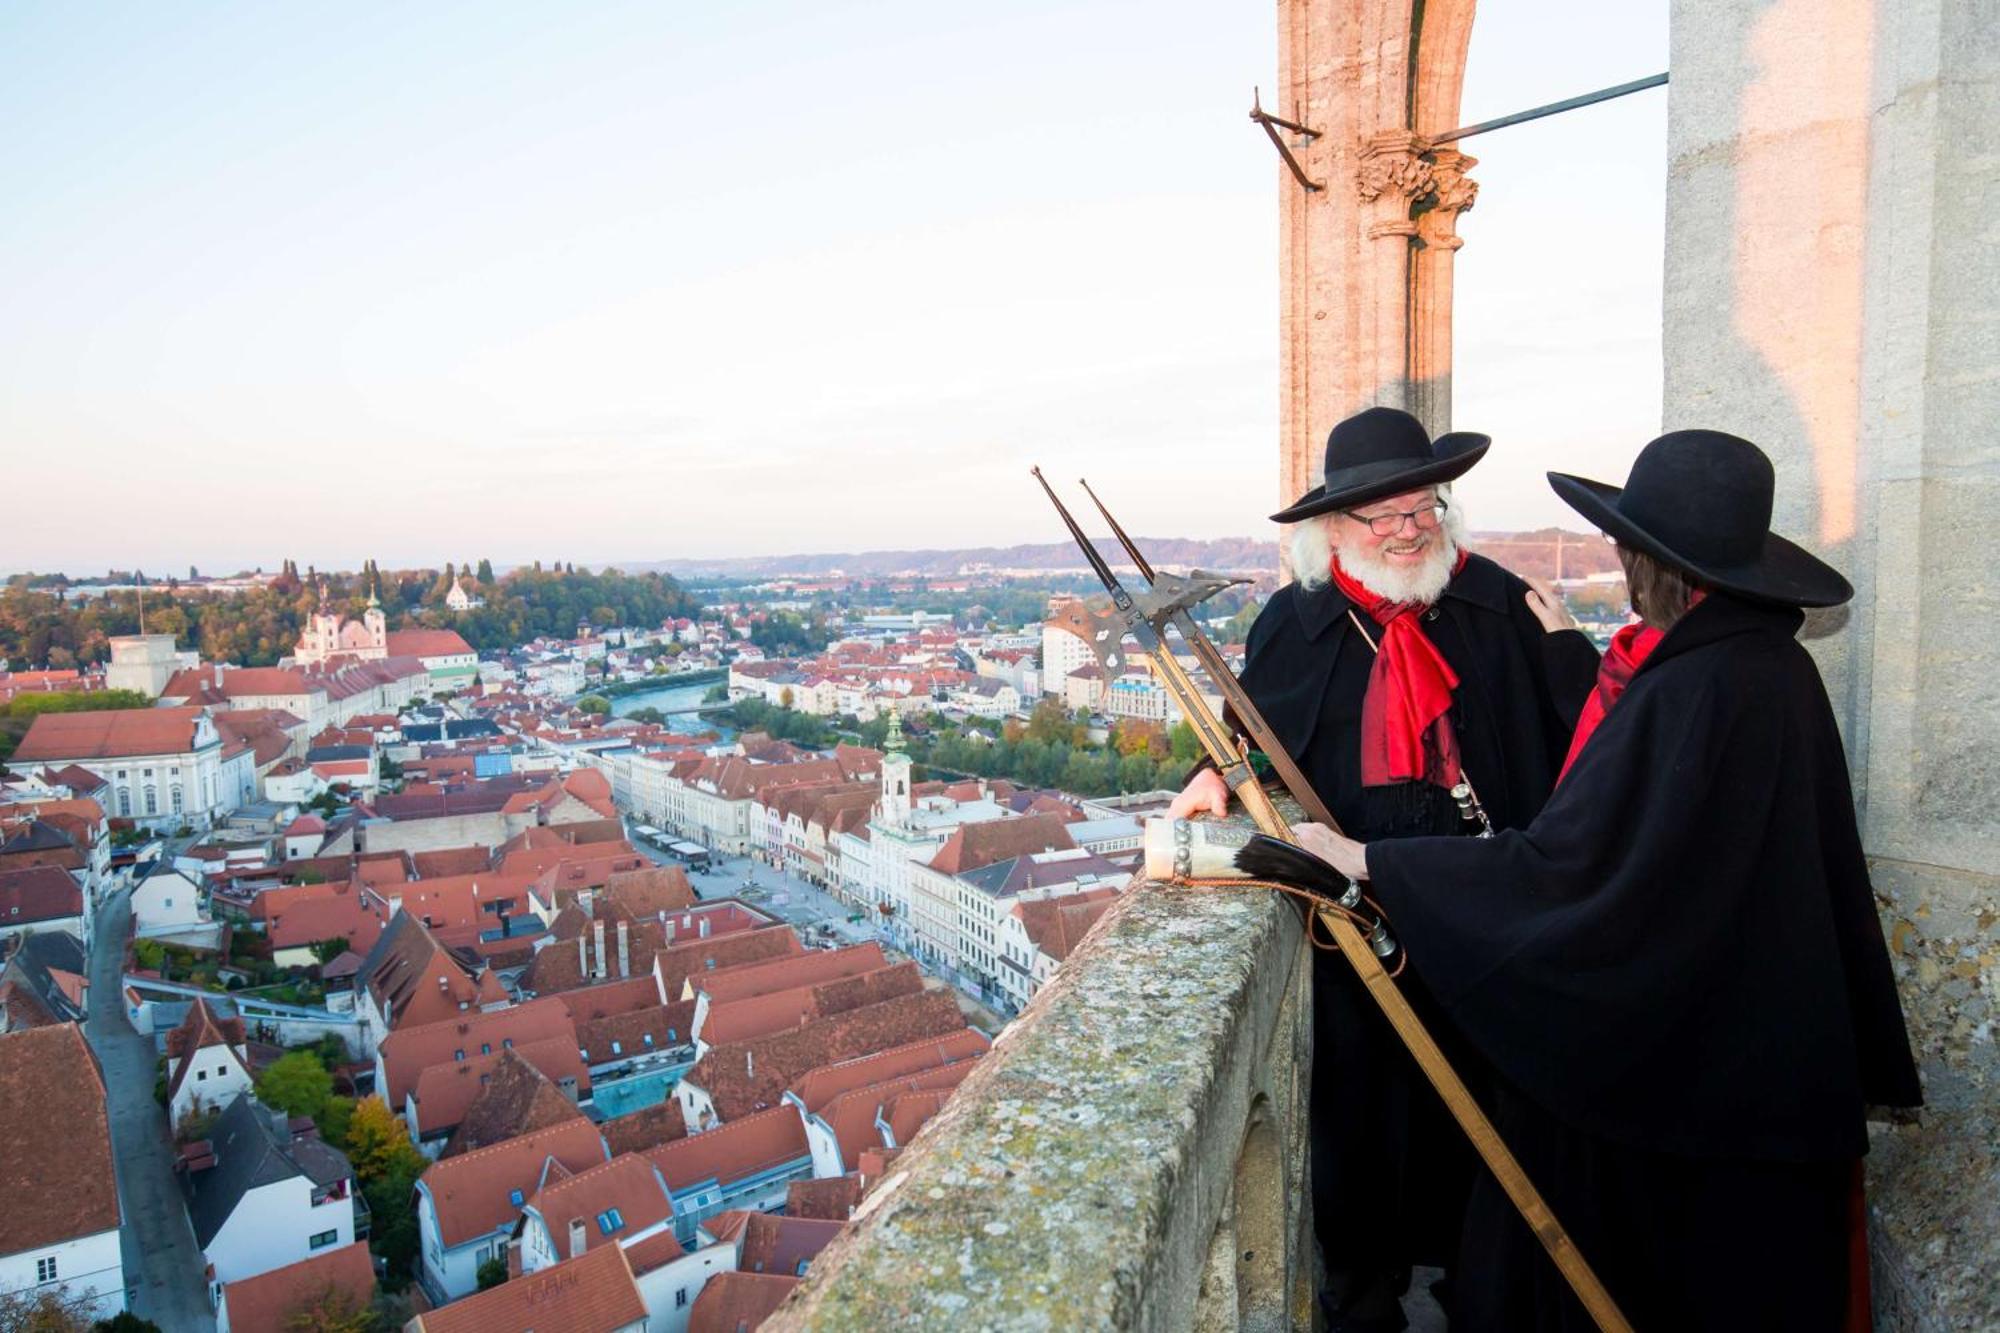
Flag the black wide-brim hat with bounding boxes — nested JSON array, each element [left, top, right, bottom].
[[1549, 429, 1853, 608], [1270, 406, 1490, 523]]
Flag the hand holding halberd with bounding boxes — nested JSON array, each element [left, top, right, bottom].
[[1168, 767, 1229, 820]]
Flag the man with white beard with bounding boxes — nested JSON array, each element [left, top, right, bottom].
[[1170, 406, 1600, 1332]]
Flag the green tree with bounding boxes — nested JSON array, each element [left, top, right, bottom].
[[1168, 721, 1200, 763], [576, 695, 610, 715], [474, 558, 495, 586], [475, 1257, 507, 1291], [316, 1094, 355, 1150], [255, 1052, 334, 1119], [309, 937, 350, 964], [278, 1281, 375, 1332]]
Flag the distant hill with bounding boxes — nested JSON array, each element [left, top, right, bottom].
[[623, 528, 1614, 582]]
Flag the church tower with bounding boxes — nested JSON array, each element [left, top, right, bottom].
[[880, 708, 912, 828], [363, 582, 387, 654]]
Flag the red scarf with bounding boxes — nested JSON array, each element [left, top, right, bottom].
[[1555, 592, 1705, 784], [1331, 553, 1466, 789]]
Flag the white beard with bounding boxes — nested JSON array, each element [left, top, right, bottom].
[[1335, 532, 1459, 605], [1289, 489, 1469, 605]]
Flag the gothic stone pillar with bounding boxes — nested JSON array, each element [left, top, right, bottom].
[[1275, 0, 1479, 523]]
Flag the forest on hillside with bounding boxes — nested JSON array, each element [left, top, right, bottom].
[[0, 561, 702, 669]]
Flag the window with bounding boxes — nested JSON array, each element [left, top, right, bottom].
[[197, 1069, 208, 1081], [502, 1037, 513, 1049], [453, 1049, 464, 1062], [610, 1040, 621, 1055], [171, 785, 183, 813], [309, 1230, 338, 1250], [796, 1259, 810, 1276], [144, 786, 157, 815], [676, 1289, 688, 1309], [36, 1257, 57, 1283], [118, 790, 131, 817], [509, 1188, 525, 1207], [480, 1042, 491, 1055]]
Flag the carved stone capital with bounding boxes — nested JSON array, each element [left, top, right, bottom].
[[1355, 131, 1434, 204], [1426, 148, 1480, 217]]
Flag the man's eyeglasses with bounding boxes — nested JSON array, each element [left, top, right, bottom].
[[1341, 498, 1449, 537]]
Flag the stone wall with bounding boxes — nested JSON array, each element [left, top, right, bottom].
[[765, 878, 1316, 1331], [1664, 1, 1999, 1326]]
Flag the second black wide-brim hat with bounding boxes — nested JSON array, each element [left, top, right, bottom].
[[1270, 406, 1490, 524], [1548, 428, 1853, 608]]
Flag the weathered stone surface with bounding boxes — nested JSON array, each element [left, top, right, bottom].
[[766, 878, 1314, 1331]]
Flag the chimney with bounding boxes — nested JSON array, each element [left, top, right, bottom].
[[592, 920, 607, 980], [617, 921, 630, 978], [746, 1048, 754, 1077], [569, 1217, 587, 1260]]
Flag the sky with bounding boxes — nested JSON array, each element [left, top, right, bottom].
[[0, 1, 1667, 575]]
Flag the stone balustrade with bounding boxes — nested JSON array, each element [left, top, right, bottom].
[[765, 875, 1317, 1331]]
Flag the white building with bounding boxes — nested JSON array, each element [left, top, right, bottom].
[[0, 1024, 125, 1322], [11, 706, 245, 831], [164, 999, 254, 1130], [132, 863, 209, 939], [184, 1094, 357, 1296], [104, 633, 184, 698]]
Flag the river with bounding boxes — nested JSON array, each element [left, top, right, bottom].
[[608, 678, 733, 737]]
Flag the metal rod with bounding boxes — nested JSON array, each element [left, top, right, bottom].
[[1431, 71, 1668, 145], [1249, 86, 1324, 192]]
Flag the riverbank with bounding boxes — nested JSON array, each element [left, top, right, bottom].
[[592, 666, 724, 699]]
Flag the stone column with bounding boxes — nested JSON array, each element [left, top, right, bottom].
[[1275, 0, 1478, 523], [1664, 2, 1999, 1326]]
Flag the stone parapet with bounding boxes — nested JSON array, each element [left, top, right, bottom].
[[765, 877, 1315, 1331]]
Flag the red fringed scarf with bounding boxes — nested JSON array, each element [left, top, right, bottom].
[[1556, 592, 1705, 785], [1331, 553, 1467, 789]]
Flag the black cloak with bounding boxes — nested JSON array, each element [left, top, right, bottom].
[[1367, 593, 1921, 1328], [1219, 553, 1601, 1301]]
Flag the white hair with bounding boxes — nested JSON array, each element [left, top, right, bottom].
[[1286, 485, 1469, 603]]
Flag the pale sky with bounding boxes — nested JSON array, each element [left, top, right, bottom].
[[0, 2, 1666, 575]]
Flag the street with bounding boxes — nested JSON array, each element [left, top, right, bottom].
[[84, 883, 218, 1331]]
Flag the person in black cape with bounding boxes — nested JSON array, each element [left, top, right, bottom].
[[1298, 429, 1923, 1331], [1171, 407, 1603, 1331]]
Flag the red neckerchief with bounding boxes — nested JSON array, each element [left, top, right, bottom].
[[1331, 550, 1468, 789], [1555, 592, 1705, 785]]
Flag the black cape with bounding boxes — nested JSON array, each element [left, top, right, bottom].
[[1221, 554, 1601, 1291], [1369, 593, 1921, 1160]]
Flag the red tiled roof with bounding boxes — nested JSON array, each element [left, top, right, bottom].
[[655, 928, 802, 1002], [265, 884, 390, 953], [385, 628, 475, 659], [411, 1035, 588, 1140], [696, 943, 887, 1007], [687, 1271, 799, 1333], [13, 706, 209, 762], [787, 1028, 989, 1115], [685, 988, 968, 1121], [419, 1117, 608, 1247], [0, 865, 83, 926], [165, 998, 246, 1102], [524, 1153, 673, 1259], [0, 1024, 119, 1254], [646, 1105, 809, 1193], [217, 1241, 373, 1333], [410, 845, 496, 878], [698, 964, 923, 1049], [811, 1059, 975, 1174], [602, 1099, 687, 1155], [735, 1212, 844, 1281], [409, 1239, 644, 1333], [783, 1173, 861, 1221], [380, 996, 577, 1107], [928, 812, 1076, 875], [1013, 885, 1123, 963], [442, 1048, 591, 1159]]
